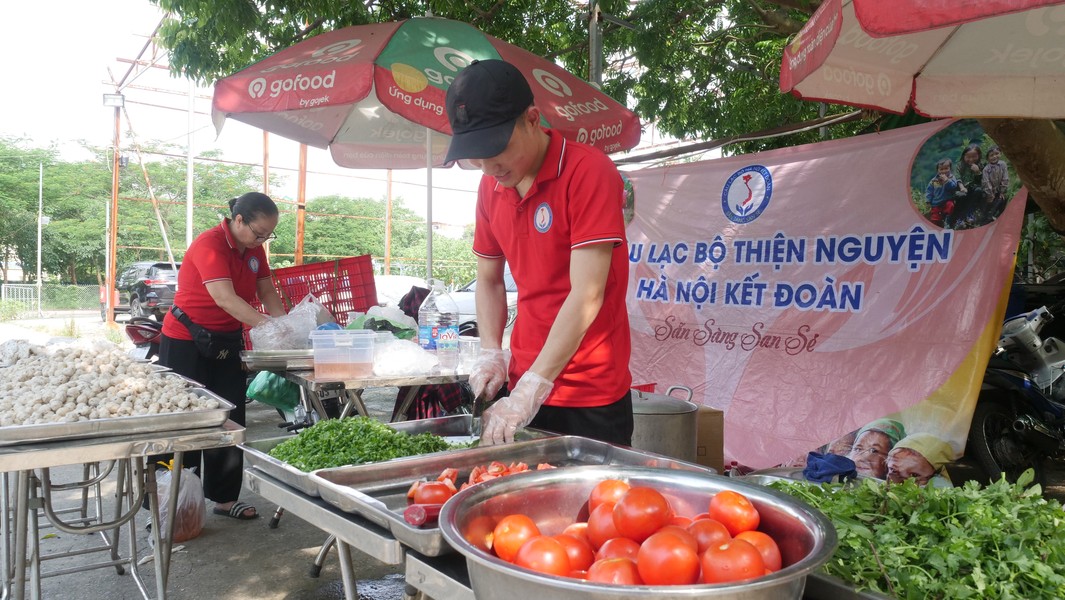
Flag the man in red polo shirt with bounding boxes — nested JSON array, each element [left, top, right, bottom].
[[444, 60, 633, 446]]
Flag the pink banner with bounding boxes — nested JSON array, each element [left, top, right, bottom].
[[625, 120, 1026, 468]]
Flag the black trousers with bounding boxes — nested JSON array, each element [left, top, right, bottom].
[[157, 335, 247, 504], [528, 390, 634, 446]]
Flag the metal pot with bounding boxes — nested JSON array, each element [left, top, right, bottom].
[[631, 385, 697, 463], [439, 465, 837, 600]]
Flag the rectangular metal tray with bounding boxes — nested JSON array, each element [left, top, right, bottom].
[[309, 435, 713, 556], [0, 387, 234, 447], [241, 349, 313, 371], [241, 415, 490, 497]]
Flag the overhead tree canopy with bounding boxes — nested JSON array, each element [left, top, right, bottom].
[[151, 0, 1065, 239]]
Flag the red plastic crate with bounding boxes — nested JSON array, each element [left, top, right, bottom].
[[247, 255, 378, 344]]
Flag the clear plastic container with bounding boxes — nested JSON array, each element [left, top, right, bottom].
[[309, 329, 375, 380], [418, 279, 460, 370]]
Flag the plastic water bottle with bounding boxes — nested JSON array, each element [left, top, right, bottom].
[[418, 279, 460, 370]]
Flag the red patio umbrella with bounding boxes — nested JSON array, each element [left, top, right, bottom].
[[779, 0, 1065, 118], [212, 17, 641, 169]]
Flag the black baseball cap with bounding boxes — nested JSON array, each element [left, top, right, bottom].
[[444, 59, 534, 164]]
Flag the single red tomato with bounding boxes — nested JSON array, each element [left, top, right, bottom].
[[464, 515, 497, 552], [707, 490, 760, 537], [514, 536, 571, 577], [586, 557, 643, 585], [569, 569, 589, 580], [586, 502, 620, 550], [491, 514, 541, 563], [553, 534, 596, 572], [562, 522, 591, 547], [669, 515, 693, 527], [596, 537, 641, 561], [412, 481, 454, 505], [589, 479, 631, 513], [636, 530, 701, 585], [701, 539, 766, 584], [613, 487, 674, 543], [655, 525, 698, 553], [686, 518, 731, 554], [691, 512, 712, 521], [735, 530, 782, 572]]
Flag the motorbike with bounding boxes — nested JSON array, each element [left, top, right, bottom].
[[124, 316, 163, 361], [968, 302, 1065, 485]]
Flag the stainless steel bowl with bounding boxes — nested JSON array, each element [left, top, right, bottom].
[[439, 465, 836, 600]]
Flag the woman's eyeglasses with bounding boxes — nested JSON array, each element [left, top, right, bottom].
[[247, 222, 276, 242]]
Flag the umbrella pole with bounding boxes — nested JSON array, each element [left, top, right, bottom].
[[426, 128, 433, 281]]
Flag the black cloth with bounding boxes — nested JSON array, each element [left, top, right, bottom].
[[156, 334, 247, 503], [528, 390, 634, 446]]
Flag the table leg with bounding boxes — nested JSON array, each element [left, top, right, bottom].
[[24, 473, 39, 600], [157, 452, 182, 600], [339, 390, 368, 418], [391, 386, 423, 422], [335, 539, 357, 600], [1, 472, 11, 599]]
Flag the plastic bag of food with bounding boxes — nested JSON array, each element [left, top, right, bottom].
[[156, 466, 206, 543], [249, 295, 323, 349], [247, 371, 300, 410]]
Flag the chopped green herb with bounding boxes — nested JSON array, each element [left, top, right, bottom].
[[268, 417, 470, 471], [770, 470, 1065, 599]]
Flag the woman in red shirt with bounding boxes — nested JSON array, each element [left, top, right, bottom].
[[159, 191, 286, 520]]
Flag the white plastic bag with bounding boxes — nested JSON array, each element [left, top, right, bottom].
[[372, 339, 439, 376], [156, 467, 206, 543], [249, 294, 324, 349]]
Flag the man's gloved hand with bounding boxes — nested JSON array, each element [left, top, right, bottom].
[[468, 349, 508, 401], [480, 371, 554, 445]]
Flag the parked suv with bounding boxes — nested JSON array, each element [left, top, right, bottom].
[[106, 261, 181, 320]]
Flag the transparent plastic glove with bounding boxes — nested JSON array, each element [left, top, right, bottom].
[[468, 349, 507, 401], [481, 371, 554, 445]]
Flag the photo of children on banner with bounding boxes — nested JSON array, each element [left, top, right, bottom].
[[925, 158, 960, 228], [982, 146, 1010, 220], [950, 143, 985, 229]]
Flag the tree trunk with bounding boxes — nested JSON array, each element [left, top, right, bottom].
[[978, 118, 1065, 231]]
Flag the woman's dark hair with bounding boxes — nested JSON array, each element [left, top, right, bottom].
[[958, 143, 982, 163], [229, 192, 278, 224]]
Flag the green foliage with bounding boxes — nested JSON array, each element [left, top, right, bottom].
[[0, 300, 25, 322], [772, 473, 1065, 599], [267, 416, 465, 471], [151, 0, 864, 157]]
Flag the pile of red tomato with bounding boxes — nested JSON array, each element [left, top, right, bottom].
[[408, 462, 557, 505], [467, 479, 782, 586]]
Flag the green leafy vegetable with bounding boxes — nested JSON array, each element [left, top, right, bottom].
[[770, 471, 1065, 599], [268, 417, 469, 471]]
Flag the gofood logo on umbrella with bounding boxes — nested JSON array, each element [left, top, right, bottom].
[[531, 68, 621, 145], [247, 39, 364, 99]]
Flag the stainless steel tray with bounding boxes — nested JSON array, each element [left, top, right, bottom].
[[241, 349, 314, 371], [309, 435, 713, 556], [242, 436, 322, 497], [0, 388, 234, 447], [240, 415, 490, 497]]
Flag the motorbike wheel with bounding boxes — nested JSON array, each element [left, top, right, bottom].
[[969, 400, 1046, 486]]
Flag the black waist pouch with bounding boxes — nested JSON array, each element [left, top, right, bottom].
[[170, 306, 243, 360]]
